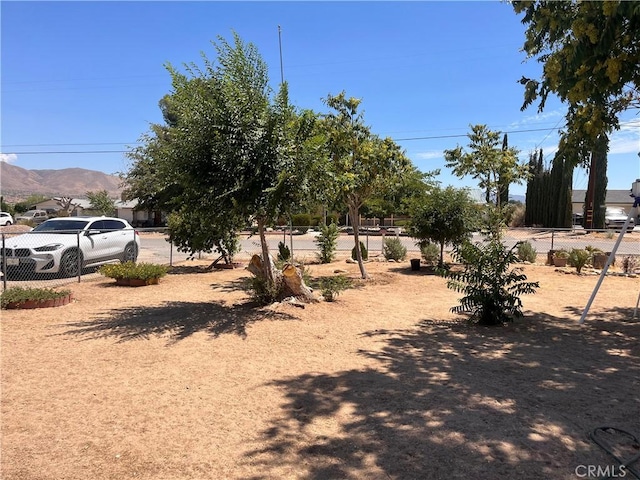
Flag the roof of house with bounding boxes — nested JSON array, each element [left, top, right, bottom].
[[572, 189, 635, 205]]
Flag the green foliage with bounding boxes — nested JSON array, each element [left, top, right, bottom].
[[383, 237, 407, 261], [444, 124, 528, 209], [13, 194, 49, 214], [98, 262, 168, 281], [319, 275, 353, 302], [167, 210, 240, 261], [568, 248, 591, 273], [86, 189, 117, 216], [440, 239, 539, 326], [277, 241, 291, 262], [554, 249, 569, 259], [420, 242, 440, 265], [291, 213, 312, 227], [409, 185, 478, 267], [351, 241, 368, 261], [315, 222, 340, 264], [244, 275, 284, 305], [516, 241, 537, 263], [1, 287, 71, 309]]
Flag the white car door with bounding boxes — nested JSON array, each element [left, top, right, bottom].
[[80, 220, 113, 263]]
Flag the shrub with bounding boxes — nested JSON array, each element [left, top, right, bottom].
[[554, 249, 569, 259], [1, 287, 71, 309], [244, 275, 283, 305], [420, 242, 440, 265], [351, 241, 368, 261], [319, 275, 353, 302], [516, 241, 537, 263], [623, 256, 638, 274], [99, 262, 168, 281], [568, 248, 591, 273], [383, 237, 407, 261], [277, 241, 291, 261], [440, 239, 539, 326], [315, 222, 340, 264], [291, 213, 312, 228]]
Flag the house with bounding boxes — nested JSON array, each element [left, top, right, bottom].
[[33, 197, 152, 225], [571, 189, 635, 216]]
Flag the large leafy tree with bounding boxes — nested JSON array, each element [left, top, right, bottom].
[[123, 33, 316, 285], [514, 1, 640, 228], [319, 92, 412, 279], [408, 186, 479, 268]]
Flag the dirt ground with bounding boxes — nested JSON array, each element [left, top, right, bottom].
[[1, 256, 639, 480]]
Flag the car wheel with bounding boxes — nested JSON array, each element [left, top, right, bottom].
[[60, 249, 83, 277], [5, 221, 11, 226], [121, 242, 138, 263]]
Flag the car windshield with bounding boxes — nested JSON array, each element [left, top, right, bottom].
[[32, 219, 90, 233], [606, 207, 625, 215]]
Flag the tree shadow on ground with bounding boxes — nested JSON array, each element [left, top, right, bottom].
[[245, 309, 640, 479], [387, 264, 442, 276], [62, 300, 297, 344]]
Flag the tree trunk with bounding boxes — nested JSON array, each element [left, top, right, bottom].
[[257, 217, 275, 285], [282, 264, 317, 302], [349, 202, 369, 279]]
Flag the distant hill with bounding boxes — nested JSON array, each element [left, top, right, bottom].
[[0, 163, 123, 202]]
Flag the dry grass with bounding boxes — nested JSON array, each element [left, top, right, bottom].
[[1, 259, 639, 480]]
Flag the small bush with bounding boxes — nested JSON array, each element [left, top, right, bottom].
[[99, 262, 168, 281], [568, 248, 590, 273], [554, 249, 569, 259], [383, 237, 407, 261], [244, 276, 283, 305], [277, 241, 291, 261], [1, 287, 71, 308], [315, 222, 340, 264], [291, 213, 312, 229], [420, 242, 440, 265], [516, 241, 537, 263], [623, 256, 638, 274], [319, 275, 353, 302], [351, 241, 368, 261]]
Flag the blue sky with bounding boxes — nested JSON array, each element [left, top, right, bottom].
[[2, 1, 638, 197]]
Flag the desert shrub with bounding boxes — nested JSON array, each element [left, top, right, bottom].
[[567, 248, 590, 273], [98, 262, 168, 281], [554, 249, 569, 259], [440, 239, 539, 326], [244, 275, 283, 305], [315, 222, 340, 264], [277, 241, 291, 261], [420, 242, 440, 265], [383, 237, 407, 261], [1, 287, 71, 309], [319, 275, 353, 302], [516, 241, 537, 263], [623, 256, 638, 274], [291, 213, 312, 228], [351, 241, 368, 261], [503, 203, 526, 227]]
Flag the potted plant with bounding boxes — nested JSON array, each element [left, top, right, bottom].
[[98, 262, 168, 286], [553, 249, 569, 267], [1, 287, 73, 310], [586, 245, 607, 269]]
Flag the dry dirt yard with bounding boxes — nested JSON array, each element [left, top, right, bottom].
[[1, 258, 639, 480]]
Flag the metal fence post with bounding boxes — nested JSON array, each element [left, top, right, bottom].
[[550, 229, 555, 251], [76, 231, 81, 283], [2, 234, 6, 291]]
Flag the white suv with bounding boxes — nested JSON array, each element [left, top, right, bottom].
[[2, 216, 140, 277]]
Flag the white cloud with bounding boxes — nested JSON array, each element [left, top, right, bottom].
[[0, 153, 18, 164], [414, 150, 444, 160], [509, 109, 565, 129], [610, 118, 640, 155]]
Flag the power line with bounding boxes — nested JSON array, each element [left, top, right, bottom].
[[2, 127, 564, 155]]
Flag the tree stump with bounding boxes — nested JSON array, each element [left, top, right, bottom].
[[247, 254, 317, 303]]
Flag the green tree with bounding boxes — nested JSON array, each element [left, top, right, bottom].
[[408, 186, 479, 268], [444, 125, 528, 213], [124, 33, 318, 290], [319, 92, 412, 279], [86, 190, 116, 216]]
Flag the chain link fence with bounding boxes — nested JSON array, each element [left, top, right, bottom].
[[2, 225, 638, 290]]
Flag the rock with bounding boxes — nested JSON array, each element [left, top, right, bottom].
[[346, 258, 357, 264], [334, 269, 348, 273]]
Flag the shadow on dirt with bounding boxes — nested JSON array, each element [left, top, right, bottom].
[[244, 307, 640, 480], [62, 300, 297, 344]]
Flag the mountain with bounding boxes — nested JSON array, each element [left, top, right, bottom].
[[0, 163, 123, 202]]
